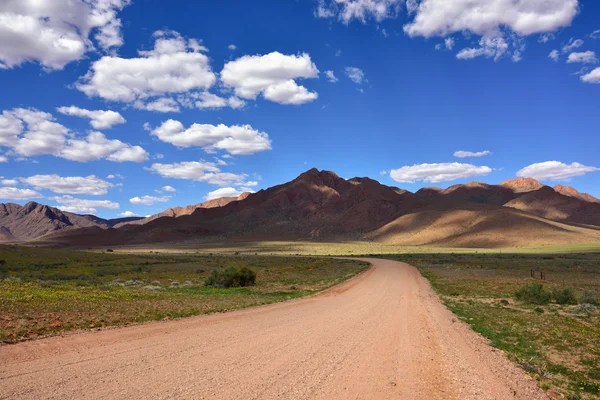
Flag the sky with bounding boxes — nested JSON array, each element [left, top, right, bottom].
[[0, 0, 599, 219]]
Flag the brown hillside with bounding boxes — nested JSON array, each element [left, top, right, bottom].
[[367, 204, 600, 248], [500, 178, 545, 193], [504, 186, 600, 227], [554, 184, 600, 204]]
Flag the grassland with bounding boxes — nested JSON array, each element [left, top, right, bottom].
[[0, 245, 368, 343], [109, 240, 600, 256], [376, 252, 600, 399]]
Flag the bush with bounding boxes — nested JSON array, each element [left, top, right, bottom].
[[204, 267, 256, 288], [552, 287, 578, 305], [581, 290, 598, 305], [515, 283, 551, 305]]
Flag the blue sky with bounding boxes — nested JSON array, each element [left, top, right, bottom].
[[0, 0, 599, 218]]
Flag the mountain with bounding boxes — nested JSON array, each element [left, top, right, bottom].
[[553, 184, 600, 204], [504, 186, 600, 227], [0, 202, 143, 242], [40, 169, 600, 249], [500, 178, 546, 193], [114, 192, 251, 228]]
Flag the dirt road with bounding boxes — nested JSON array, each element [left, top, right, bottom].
[[0, 259, 547, 399]]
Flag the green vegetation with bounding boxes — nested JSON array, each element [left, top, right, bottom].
[[0, 245, 368, 343], [205, 267, 256, 288], [374, 252, 600, 399]]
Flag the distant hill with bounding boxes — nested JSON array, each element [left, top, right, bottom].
[[0, 202, 143, 242], [41, 169, 600, 248], [114, 192, 251, 228]]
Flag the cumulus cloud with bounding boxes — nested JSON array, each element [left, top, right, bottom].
[[221, 52, 319, 105], [0, 155, 7, 163], [130, 195, 170, 206], [454, 150, 492, 158], [76, 30, 216, 108], [20, 175, 113, 195], [1, 179, 18, 186], [315, 0, 402, 24], [51, 195, 119, 214], [162, 186, 176, 192], [57, 106, 126, 129], [0, 187, 43, 200], [562, 38, 584, 53], [390, 162, 493, 183], [456, 37, 509, 61], [324, 70, 338, 83], [205, 187, 245, 201], [150, 120, 272, 155], [404, 0, 578, 38], [517, 161, 599, 181], [228, 44, 237, 51], [591, 30, 600, 40], [148, 161, 249, 186], [567, 51, 598, 64], [581, 67, 600, 83], [0, 0, 130, 70], [345, 67, 366, 84], [0, 108, 147, 162], [117, 211, 139, 218], [549, 50, 560, 62], [445, 37, 455, 50], [136, 97, 181, 113]]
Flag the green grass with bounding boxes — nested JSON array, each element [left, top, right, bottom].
[[0, 245, 368, 342], [374, 252, 600, 399]]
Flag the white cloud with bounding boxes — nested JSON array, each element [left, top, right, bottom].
[[591, 30, 600, 40], [162, 186, 176, 192], [76, 30, 216, 107], [404, 0, 578, 38], [0, 187, 43, 200], [517, 161, 600, 181], [567, 51, 598, 64], [130, 195, 170, 205], [562, 38, 584, 53], [325, 70, 339, 83], [0, 108, 146, 162], [539, 33, 556, 43], [444, 37, 455, 50], [136, 97, 181, 113], [221, 52, 319, 105], [56, 106, 126, 129], [456, 37, 509, 61], [1, 179, 18, 186], [380, 170, 388, 176], [228, 44, 237, 51], [205, 187, 245, 201], [0, 155, 7, 163], [345, 67, 366, 84], [390, 162, 493, 183], [0, 0, 130, 70], [187, 92, 246, 110], [243, 181, 259, 187], [454, 150, 492, 158], [581, 67, 600, 83], [60, 131, 148, 163], [148, 161, 249, 186], [51, 195, 119, 215], [117, 211, 139, 218], [20, 175, 113, 195], [151, 119, 272, 155], [549, 49, 560, 62], [315, 0, 402, 24]]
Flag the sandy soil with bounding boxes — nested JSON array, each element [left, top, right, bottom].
[[0, 259, 547, 399]]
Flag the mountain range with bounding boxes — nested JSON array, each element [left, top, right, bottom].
[[2, 169, 599, 248]]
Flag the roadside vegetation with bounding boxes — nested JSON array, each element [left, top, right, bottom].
[[375, 252, 600, 399], [0, 245, 368, 343]]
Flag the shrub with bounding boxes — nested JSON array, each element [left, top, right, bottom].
[[106, 249, 114, 253], [204, 267, 256, 288], [552, 287, 578, 305], [515, 283, 551, 305], [581, 290, 598, 305]]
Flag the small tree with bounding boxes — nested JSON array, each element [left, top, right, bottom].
[[515, 283, 551, 305], [205, 267, 256, 288], [552, 287, 577, 305]]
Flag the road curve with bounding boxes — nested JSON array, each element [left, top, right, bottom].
[[0, 258, 547, 400]]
